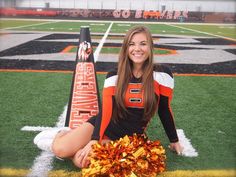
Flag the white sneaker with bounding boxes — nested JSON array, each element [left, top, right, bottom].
[[34, 127, 71, 152]]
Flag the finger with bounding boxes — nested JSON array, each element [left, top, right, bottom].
[[169, 145, 181, 155], [168, 145, 175, 151], [77, 152, 86, 168], [82, 158, 89, 168], [85, 159, 90, 167], [82, 151, 90, 168]]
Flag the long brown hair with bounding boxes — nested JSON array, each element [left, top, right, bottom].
[[114, 25, 157, 121]]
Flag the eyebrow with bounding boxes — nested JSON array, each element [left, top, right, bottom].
[[129, 40, 147, 43]]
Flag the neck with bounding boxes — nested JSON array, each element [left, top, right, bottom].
[[132, 65, 143, 78]]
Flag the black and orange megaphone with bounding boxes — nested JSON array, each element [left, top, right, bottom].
[[65, 27, 100, 129]]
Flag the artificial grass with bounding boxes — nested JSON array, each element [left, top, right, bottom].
[[0, 72, 235, 172], [2, 19, 235, 39], [175, 24, 236, 39], [0, 19, 213, 37], [0, 19, 49, 29], [0, 72, 72, 168], [13, 21, 111, 33], [148, 76, 236, 170]]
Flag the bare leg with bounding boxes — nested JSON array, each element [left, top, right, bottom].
[[52, 122, 94, 158]]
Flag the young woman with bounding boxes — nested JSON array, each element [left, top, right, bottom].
[[34, 25, 183, 168]]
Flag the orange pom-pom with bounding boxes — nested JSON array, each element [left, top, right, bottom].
[[82, 134, 166, 177]]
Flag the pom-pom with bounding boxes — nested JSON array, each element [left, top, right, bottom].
[[82, 134, 166, 177]]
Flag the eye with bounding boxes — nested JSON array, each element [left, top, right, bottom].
[[129, 42, 134, 46], [140, 42, 147, 46]]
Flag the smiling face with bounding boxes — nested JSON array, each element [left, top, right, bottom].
[[128, 32, 150, 69]]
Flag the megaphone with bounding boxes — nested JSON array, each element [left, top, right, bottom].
[[65, 27, 100, 129]]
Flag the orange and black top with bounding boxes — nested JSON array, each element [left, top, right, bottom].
[[87, 65, 179, 143]]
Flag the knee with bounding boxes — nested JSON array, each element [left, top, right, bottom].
[[52, 142, 71, 158]]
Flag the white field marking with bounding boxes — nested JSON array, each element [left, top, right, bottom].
[[1, 21, 60, 30], [21, 126, 54, 131], [90, 23, 105, 26], [117, 24, 131, 27], [166, 23, 236, 41], [218, 130, 226, 134], [26, 151, 54, 177], [219, 26, 235, 29], [25, 105, 68, 177], [177, 129, 198, 157], [94, 22, 113, 63]]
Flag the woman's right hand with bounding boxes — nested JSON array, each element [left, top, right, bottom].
[[169, 141, 183, 155], [73, 140, 98, 168]]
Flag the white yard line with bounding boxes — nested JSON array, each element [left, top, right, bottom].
[[166, 23, 236, 41], [26, 151, 54, 177], [177, 129, 198, 157], [25, 105, 68, 177], [90, 23, 105, 26], [93, 22, 113, 63], [1, 21, 60, 30], [21, 126, 55, 131]]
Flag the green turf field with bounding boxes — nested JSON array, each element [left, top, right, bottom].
[[0, 19, 235, 177], [0, 72, 235, 176], [1, 19, 236, 39], [175, 24, 236, 39]]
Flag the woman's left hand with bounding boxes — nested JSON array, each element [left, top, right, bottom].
[[73, 140, 98, 168], [169, 142, 183, 155]]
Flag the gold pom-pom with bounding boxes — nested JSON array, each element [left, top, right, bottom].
[[82, 134, 166, 177]]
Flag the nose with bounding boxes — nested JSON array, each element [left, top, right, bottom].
[[134, 44, 141, 51]]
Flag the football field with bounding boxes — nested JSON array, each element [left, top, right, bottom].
[[0, 18, 236, 177]]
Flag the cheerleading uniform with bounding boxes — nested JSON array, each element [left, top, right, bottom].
[[87, 65, 178, 143]]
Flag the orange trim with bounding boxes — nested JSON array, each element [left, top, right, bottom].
[[159, 85, 173, 99], [154, 82, 160, 96], [99, 88, 114, 141], [0, 69, 107, 75], [103, 86, 115, 96], [124, 83, 144, 108], [0, 69, 235, 77], [155, 47, 178, 56], [0, 69, 73, 73], [61, 45, 76, 53], [96, 71, 107, 75], [61, 45, 177, 56]]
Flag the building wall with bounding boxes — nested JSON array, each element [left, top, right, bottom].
[[1, 0, 235, 13]]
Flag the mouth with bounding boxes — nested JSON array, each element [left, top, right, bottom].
[[132, 53, 143, 57]]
